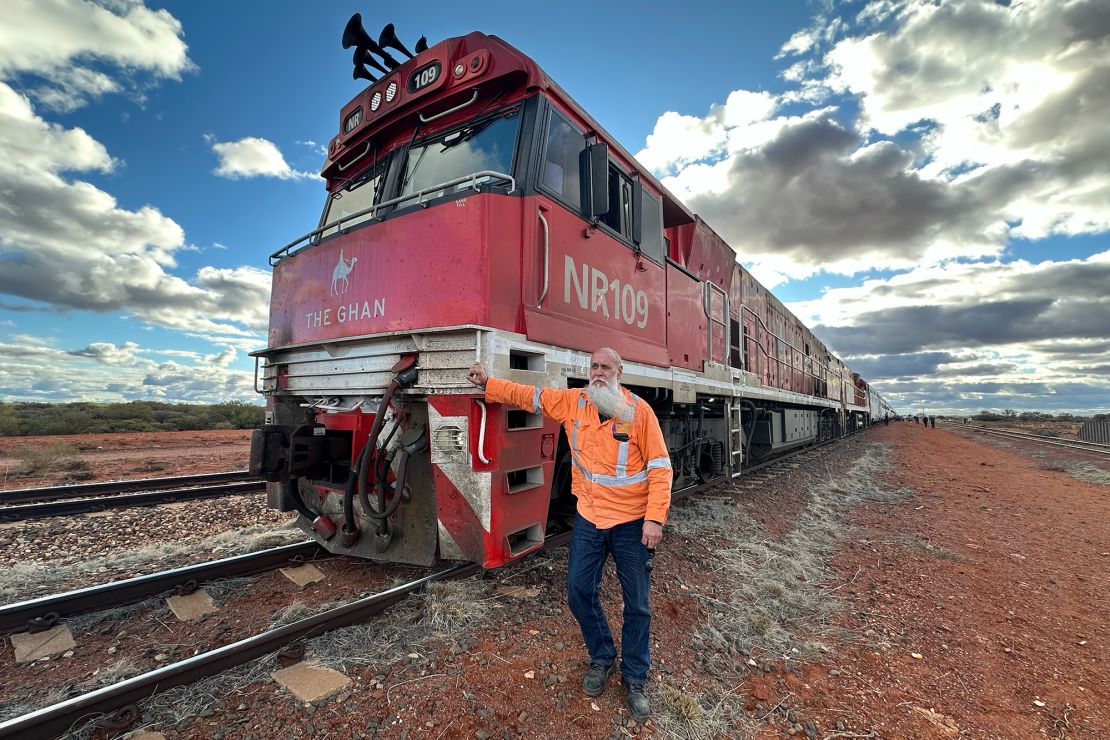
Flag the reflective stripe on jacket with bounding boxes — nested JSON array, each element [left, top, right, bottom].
[[485, 377, 673, 528]]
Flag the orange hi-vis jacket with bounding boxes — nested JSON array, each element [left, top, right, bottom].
[[485, 377, 673, 529]]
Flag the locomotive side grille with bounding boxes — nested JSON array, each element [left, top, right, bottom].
[[258, 328, 481, 396]]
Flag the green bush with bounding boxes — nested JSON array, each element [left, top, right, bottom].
[[0, 400, 264, 436]]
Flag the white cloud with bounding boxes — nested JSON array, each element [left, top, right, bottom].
[[210, 136, 315, 180], [0, 0, 193, 111], [784, 252, 1110, 413], [0, 337, 257, 403], [67, 340, 140, 364], [0, 84, 267, 332], [636, 0, 1110, 283], [204, 346, 237, 367], [0, 5, 269, 351]]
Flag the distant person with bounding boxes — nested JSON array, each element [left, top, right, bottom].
[[915, 415, 920, 425], [467, 347, 670, 722], [930, 416, 936, 428], [883, 414, 889, 426]]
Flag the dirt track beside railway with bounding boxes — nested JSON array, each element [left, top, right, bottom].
[[0, 429, 252, 491], [1, 424, 1107, 739]]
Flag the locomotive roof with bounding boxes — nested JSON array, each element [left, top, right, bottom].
[[330, 31, 695, 228]]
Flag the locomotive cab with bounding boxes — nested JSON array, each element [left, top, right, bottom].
[[252, 32, 573, 568], [251, 20, 883, 570]]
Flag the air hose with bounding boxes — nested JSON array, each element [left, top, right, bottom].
[[364, 424, 427, 552], [337, 355, 419, 546]]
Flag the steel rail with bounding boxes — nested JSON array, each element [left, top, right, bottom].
[[0, 427, 876, 738], [0, 481, 264, 521], [0, 560, 486, 740], [0, 470, 252, 505], [956, 424, 1110, 456], [0, 541, 327, 633], [736, 433, 848, 478]]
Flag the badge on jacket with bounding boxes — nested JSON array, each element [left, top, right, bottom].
[[611, 421, 631, 442]]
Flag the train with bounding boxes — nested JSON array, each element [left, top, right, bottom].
[[248, 15, 896, 570]]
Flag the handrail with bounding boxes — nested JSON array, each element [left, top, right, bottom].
[[738, 304, 853, 393], [269, 170, 516, 264], [419, 87, 480, 123], [703, 282, 728, 365], [537, 211, 550, 307], [336, 141, 372, 172]]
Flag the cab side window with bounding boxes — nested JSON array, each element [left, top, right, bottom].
[[317, 160, 386, 240], [600, 164, 632, 235], [639, 190, 664, 263], [539, 111, 586, 210]]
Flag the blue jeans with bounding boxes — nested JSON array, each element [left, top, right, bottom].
[[566, 512, 652, 684]]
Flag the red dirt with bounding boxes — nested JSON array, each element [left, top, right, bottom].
[[0, 430, 252, 490], [2, 424, 1106, 739], [749, 423, 1109, 739]]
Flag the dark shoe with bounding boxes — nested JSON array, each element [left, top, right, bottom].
[[582, 662, 614, 697], [625, 682, 650, 722]]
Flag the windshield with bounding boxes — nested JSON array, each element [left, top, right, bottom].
[[400, 109, 519, 201], [319, 165, 383, 239]]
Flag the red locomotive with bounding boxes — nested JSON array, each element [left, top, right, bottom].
[[249, 15, 894, 569]]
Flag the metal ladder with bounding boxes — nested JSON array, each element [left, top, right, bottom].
[[728, 399, 744, 477]]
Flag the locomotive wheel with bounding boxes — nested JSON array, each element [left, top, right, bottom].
[[696, 440, 726, 483]]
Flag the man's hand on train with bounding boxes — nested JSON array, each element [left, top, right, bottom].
[[467, 362, 489, 389]]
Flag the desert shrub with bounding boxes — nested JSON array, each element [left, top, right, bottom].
[[0, 400, 264, 436], [13, 441, 91, 478], [134, 460, 169, 473]]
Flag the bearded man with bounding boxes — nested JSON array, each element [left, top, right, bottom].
[[467, 347, 672, 722]]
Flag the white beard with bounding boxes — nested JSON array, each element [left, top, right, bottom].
[[587, 379, 634, 422]]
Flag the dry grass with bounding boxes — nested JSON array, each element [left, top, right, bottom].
[[0, 522, 303, 606], [133, 460, 170, 473], [423, 579, 495, 634], [653, 684, 756, 739], [681, 447, 902, 661], [887, 532, 966, 561], [652, 443, 908, 736], [305, 576, 494, 672], [59, 653, 282, 740], [86, 574, 500, 736], [67, 600, 170, 634], [205, 576, 258, 603], [1, 658, 141, 726], [1040, 460, 1110, 485], [10, 440, 92, 480]]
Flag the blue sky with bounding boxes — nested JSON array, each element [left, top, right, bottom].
[[1, 0, 1108, 415]]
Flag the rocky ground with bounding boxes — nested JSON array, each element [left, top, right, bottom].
[[0, 423, 1106, 739]]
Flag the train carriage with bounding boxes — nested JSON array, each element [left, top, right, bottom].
[[249, 18, 881, 570]]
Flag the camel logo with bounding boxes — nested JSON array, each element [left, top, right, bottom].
[[331, 249, 357, 295]]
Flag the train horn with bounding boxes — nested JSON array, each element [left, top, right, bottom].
[[414, 36, 428, 54], [353, 46, 388, 76], [353, 63, 377, 83], [378, 23, 414, 59], [341, 13, 400, 70]]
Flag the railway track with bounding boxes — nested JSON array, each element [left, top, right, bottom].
[[0, 429, 873, 739], [0, 479, 263, 522], [0, 470, 251, 504], [950, 423, 1110, 456], [0, 541, 328, 634]]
